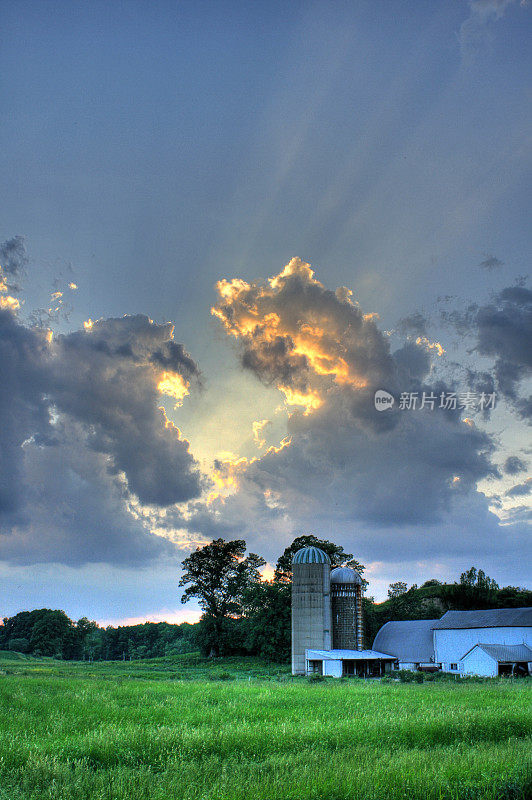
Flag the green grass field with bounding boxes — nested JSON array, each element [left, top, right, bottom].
[[0, 653, 530, 800]]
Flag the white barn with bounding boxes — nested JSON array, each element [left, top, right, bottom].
[[371, 607, 532, 677], [432, 608, 532, 675], [461, 643, 532, 677]]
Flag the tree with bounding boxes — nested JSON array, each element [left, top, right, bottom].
[[387, 581, 408, 599], [179, 538, 265, 657], [274, 534, 366, 585], [29, 610, 74, 658], [242, 581, 291, 662]]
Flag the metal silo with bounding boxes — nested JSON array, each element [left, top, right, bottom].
[[291, 546, 332, 674], [331, 566, 364, 651]]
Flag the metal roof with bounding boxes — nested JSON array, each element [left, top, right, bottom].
[[331, 566, 362, 585], [372, 619, 438, 663], [306, 649, 396, 661], [432, 607, 532, 630], [292, 546, 331, 564], [461, 643, 532, 662]]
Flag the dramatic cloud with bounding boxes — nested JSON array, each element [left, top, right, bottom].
[[506, 477, 532, 498], [452, 285, 532, 421], [479, 254, 504, 270], [0, 423, 176, 566], [396, 312, 428, 337], [213, 257, 396, 421], [211, 259, 497, 530], [0, 307, 203, 565], [0, 236, 27, 277], [504, 455, 528, 475]]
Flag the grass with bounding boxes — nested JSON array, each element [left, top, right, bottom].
[[0, 654, 530, 800]]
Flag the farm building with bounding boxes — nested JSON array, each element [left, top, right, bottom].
[[460, 643, 532, 677], [291, 546, 365, 675], [291, 545, 532, 677], [372, 619, 439, 671], [432, 608, 532, 675], [305, 649, 396, 677], [372, 607, 532, 676]]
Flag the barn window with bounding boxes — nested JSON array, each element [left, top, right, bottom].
[[450, 663, 458, 670]]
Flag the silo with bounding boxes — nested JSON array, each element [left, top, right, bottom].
[[291, 546, 332, 674], [331, 566, 364, 651]]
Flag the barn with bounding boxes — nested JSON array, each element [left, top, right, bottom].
[[305, 648, 396, 677], [371, 607, 532, 677], [461, 643, 532, 677], [432, 608, 532, 674], [372, 619, 438, 671]]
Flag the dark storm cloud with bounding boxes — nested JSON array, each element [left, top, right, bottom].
[[0, 424, 176, 566], [212, 259, 498, 529], [0, 236, 28, 276], [504, 455, 528, 475], [50, 316, 202, 506], [393, 341, 431, 381], [479, 254, 504, 270], [0, 310, 52, 515], [449, 285, 532, 421], [505, 478, 532, 498], [396, 312, 428, 337], [0, 309, 202, 565]]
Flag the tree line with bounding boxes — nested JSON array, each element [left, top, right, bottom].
[[0, 609, 197, 661], [2, 536, 530, 661]]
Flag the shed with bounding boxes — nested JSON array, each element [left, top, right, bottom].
[[305, 648, 396, 678], [461, 643, 532, 677]]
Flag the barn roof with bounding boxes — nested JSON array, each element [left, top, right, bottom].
[[461, 643, 532, 662], [372, 619, 437, 663], [306, 649, 396, 661], [432, 607, 532, 630]]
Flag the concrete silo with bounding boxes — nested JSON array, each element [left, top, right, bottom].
[[331, 566, 364, 651], [291, 546, 332, 674]]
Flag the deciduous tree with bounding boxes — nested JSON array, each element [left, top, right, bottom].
[[179, 538, 265, 656]]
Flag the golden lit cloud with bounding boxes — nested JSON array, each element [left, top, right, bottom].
[[157, 371, 190, 406], [0, 295, 20, 311], [252, 419, 271, 448], [207, 435, 292, 503], [416, 336, 445, 356], [278, 385, 322, 413], [212, 258, 383, 414]]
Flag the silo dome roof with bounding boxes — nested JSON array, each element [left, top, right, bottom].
[[330, 566, 362, 585], [292, 546, 331, 564]]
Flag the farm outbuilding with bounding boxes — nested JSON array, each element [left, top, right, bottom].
[[305, 649, 396, 677], [291, 544, 532, 678], [461, 643, 532, 677]]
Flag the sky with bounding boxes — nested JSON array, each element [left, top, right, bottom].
[[0, 0, 530, 624]]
